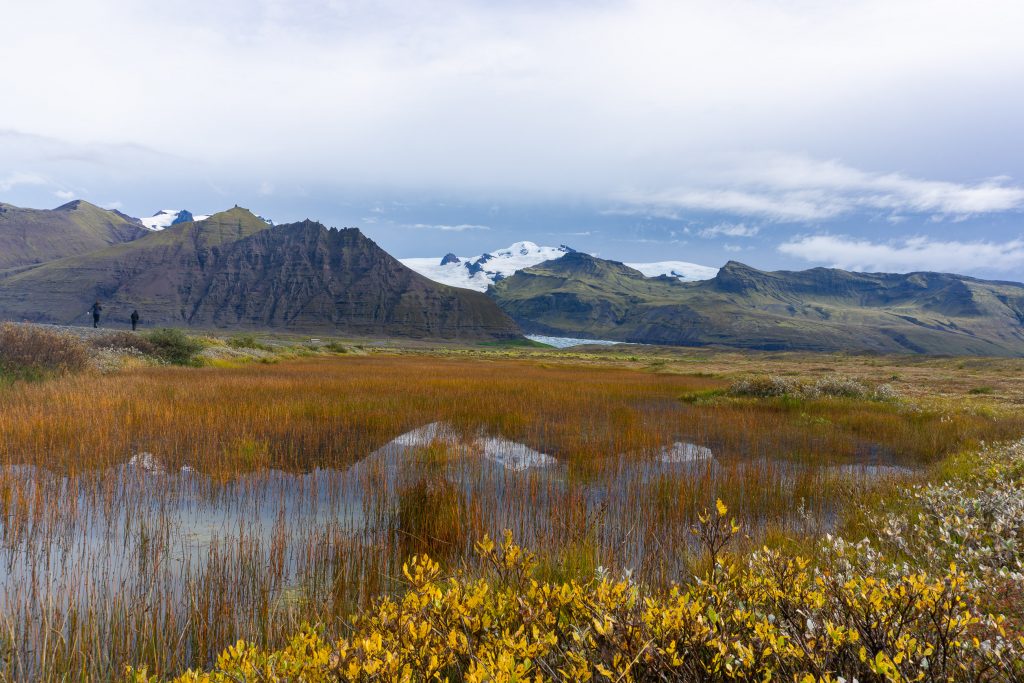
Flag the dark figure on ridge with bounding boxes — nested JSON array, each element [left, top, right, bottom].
[[130, 310, 140, 331], [91, 301, 102, 328]]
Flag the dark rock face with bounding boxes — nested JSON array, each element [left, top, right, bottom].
[[171, 210, 194, 225], [440, 253, 461, 265], [0, 209, 521, 340], [466, 252, 493, 276], [186, 221, 521, 338]]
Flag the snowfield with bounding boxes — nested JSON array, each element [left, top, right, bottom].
[[138, 210, 211, 231], [401, 241, 717, 291], [626, 260, 720, 282], [401, 242, 573, 292]]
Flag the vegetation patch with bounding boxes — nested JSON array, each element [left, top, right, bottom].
[[227, 333, 271, 351], [0, 353, 1020, 679], [0, 322, 89, 380], [91, 330, 159, 356], [729, 374, 899, 402], [144, 328, 208, 366], [132, 487, 1024, 681]]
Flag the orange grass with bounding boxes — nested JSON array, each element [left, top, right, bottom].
[[0, 355, 1020, 680]]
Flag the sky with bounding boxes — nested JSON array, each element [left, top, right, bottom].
[[2, 0, 1024, 277]]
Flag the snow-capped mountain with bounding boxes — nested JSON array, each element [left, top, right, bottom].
[[139, 209, 211, 230], [401, 242, 575, 291], [401, 241, 718, 291]]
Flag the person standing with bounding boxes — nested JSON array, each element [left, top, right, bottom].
[[130, 309, 140, 331], [91, 301, 102, 328]]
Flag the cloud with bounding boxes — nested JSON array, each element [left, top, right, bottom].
[[0, 172, 46, 192], [698, 222, 759, 238], [3, 1, 1024, 200], [778, 234, 1024, 274], [406, 223, 490, 232], [622, 156, 1024, 222], [54, 189, 76, 200]]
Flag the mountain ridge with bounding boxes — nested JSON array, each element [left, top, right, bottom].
[[401, 241, 717, 291], [0, 208, 520, 340], [0, 199, 149, 270], [489, 254, 1024, 355]]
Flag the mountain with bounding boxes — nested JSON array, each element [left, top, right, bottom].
[[489, 253, 1024, 355], [139, 209, 212, 230], [0, 208, 521, 340], [401, 241, 717, 291], [0, 200, 148, 270]]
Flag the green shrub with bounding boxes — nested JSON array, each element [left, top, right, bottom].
[[144, 328, 206, 366], [227, 334, 269, 350], [324, 340, 349, 353]]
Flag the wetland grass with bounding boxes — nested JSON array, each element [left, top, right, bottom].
[[0, 354, 1020, 679]]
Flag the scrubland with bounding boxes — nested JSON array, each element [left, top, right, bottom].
[[0, 323, 1022, 680]]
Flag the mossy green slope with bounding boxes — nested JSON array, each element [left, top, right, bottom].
[[0, 199, 148, 270], [489, 253, 1024, 355]]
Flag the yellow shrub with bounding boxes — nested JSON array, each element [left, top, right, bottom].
[[129, 507, 1021, 682]]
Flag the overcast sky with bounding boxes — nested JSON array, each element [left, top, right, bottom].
[[2, 0, 1023, 276]]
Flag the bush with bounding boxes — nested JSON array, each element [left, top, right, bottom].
[[728, 375, 801, 397], [227, 334, 269, 351], [90, 331, 158, 356], [871, 383, 901, 402], [324, 340, 349, 354], [144, 328, 206, 366], [131, 513, 1022, 682], [0, 323, 89, 379], [807, 375, 868, 399], [729, 374, 898, 402]]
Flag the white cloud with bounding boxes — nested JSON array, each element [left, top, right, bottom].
[[778, 234, 1024, 274], [406, 223, 490, 232], [698, 223, 759, 238], [622, 187, 844, 221], [2, 1, 1024, 198], [54, 189, 76, 200], [0, 172, 46, 192], [102, 200, 123, 210], [622, 155, 1024, 222]]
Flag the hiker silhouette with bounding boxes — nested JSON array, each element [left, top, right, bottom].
[[91, 301, 102, 328], [130, 310, 140, 331]]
